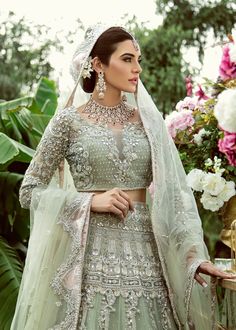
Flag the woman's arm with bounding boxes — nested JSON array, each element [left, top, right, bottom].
[[19, 109, 71, 209]]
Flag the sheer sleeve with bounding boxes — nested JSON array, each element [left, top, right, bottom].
[[19, 109, 72, 209]]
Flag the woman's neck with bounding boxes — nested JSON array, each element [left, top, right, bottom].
[[92, 90, 122, 107]]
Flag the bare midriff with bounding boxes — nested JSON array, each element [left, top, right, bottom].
[[92, 188, 146, 203]]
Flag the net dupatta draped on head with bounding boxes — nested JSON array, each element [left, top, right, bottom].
[[11, 23, 217, 330]]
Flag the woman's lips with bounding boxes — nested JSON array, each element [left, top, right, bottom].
[[128, 78, 138, 85]]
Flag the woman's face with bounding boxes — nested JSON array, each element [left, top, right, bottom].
[[103, 39, 142, 94]]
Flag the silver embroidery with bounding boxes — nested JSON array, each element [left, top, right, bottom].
[[77, 204, 176, 329], [68, 108, 152, 190], [49, 192, 93, 330], [19, 106, 152, 209], [19, 108, 73, 209]]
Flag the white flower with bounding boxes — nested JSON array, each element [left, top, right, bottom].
[[200, 192, 224, 212], [229, 43, 236, 63], [193, 128, 210, 145], [213, 156, 225, 174], [186, 169, 205, 192], [202, 173, 225, 196], [218, 181, 236, 202], [205, 158, 213, 167], [82, 56, 94, 79], [214, 167, 225, 175], [213, 155, 222, 166], [193, 132, 203, 145], [214, 88, 236, 133], [204, 157, 225, 175], [73, 54, 94, 79]]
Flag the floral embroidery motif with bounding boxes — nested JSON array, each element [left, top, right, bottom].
[[49, 192, 93, 330], [19, 108, 73, 208], [68, 108, 153, 190], [67, 141, 94, 189], [19, 106, 152, 209], [17, 104, 214, 329], [77, 204, 176, 329]]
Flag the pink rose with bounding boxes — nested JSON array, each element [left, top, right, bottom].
[[167, 124, 177, 138], [165, 110, 195, 138], [176, 97, 197, 111], [218, 131, 236, 166], [174, 110, 195, 130], [219, 45, 236, 81]]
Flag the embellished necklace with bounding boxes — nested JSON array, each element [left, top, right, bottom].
[[82, 97, 135, 125]]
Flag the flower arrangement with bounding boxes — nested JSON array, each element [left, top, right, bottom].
[[165, 36, 236, 212]]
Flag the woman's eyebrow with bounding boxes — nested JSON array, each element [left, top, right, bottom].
[[120, 53, 142, 59]]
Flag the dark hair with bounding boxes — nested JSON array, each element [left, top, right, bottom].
[[83, 27, 133, 93]]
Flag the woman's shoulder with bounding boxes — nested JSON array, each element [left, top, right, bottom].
[[54, 105, 77, 118], [52, 105, 79, 124], [49, 106, 78, 134]]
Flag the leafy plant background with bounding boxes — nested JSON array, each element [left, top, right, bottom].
[[1, 1, 236, 327], [0, 77, 58, 329]]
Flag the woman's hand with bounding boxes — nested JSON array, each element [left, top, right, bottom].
[[91, 187, 134, 220], [195, 261, 236, 287]]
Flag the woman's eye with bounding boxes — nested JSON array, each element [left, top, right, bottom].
[[123, 58, 132, 62]]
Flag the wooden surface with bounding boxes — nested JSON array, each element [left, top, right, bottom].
[[218, 278, 236, 291]]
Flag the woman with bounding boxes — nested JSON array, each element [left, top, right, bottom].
[[11, 24, 235, 330]]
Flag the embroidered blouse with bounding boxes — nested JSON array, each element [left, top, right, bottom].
[[19, 106, 153, 209]]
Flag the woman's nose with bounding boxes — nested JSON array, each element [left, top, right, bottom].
[[133, 62, 142, 74]]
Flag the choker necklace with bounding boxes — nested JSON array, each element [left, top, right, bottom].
[[82, 97, 136, 125]]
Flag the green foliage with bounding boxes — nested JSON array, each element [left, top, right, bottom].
[[0, 5, 234, 323], [0, 172, 28, 239], [156, 0, 236, 58], [130, 0, 236, 114], [0, 77, 56, 149], [0, 236, 23, 329], [0, 11, 62, 101], [0, 133, 34, 170], [0, 77, 58, 326], [135, 25, 193, 113], [31, 78, 58, 116]]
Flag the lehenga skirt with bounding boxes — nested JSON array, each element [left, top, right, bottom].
[[78, 202, 177, 330]]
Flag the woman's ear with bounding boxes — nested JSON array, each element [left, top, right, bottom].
[[92, 56, 103, 73]]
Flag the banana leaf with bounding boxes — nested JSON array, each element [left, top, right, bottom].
[[0, 172, 24, 227], [0, 97, 33, 113], [0, 236, 23, 329], [0, 171, 30, 242], [0, 133, 34, 169], [31, 77, 58, 115]]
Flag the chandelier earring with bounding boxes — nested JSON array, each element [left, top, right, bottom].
[[122, 93, 127, 102], [96, 72, 106, 100]]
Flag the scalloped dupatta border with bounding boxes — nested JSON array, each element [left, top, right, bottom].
[[49, 192, 94, 330], [185, 259, 217, 329]]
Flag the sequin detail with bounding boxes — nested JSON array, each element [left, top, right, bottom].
[[19, 106, 152, 208], [49, 192, 93, 330], [77, 203, 177, 330]]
